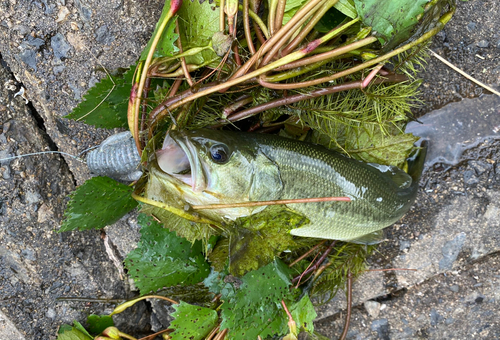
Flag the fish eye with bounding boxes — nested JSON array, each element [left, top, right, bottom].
[[209, 144, 230, 164]]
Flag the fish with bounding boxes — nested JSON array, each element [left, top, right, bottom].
[[153, 129, 426, 244]]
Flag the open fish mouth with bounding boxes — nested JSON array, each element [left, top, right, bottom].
[[156, 132, 206, 192]]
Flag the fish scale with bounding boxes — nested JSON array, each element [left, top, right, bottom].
[[250, 134, 418, 242]]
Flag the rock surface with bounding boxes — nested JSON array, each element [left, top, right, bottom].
[[0, 0, 499, 339]]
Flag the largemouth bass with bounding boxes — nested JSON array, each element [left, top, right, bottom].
[[154, 129, 426, 244]]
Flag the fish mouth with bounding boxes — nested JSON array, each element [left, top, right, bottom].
[[156, 131, 206, 192]]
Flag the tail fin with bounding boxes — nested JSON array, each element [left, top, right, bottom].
[[407, 139, 428, 184]]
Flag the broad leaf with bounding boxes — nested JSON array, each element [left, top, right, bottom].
[[177, 0, 220, 66], [87, 314, 114, 335], [354, 0, 428, 48], [219, 259, 294, 340], [209, 206, 308, 276], [140, 2, 179, 60], [170, 301, 218, 340], [56, 325, 92, 340], [60, 176, 137, 232], [345, 128, 419, 168], [65, 66, 135, 129], [124, 214, 210, 295], [289, 295, 317, 333]]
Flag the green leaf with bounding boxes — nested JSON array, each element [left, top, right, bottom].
[[334, 0, 357, 19], [124, 214, 210, 295], [219, 259, 293, 339], [213, 206, 308, 276], [345, 128, 419, 168], [65, 65, 135, 129], [177, 0, 220, 66], [87, 315, 114, 335], [289, 295, 317, 333], [353, 0, 428, 48], [314, 7, 348, 33], [140, 1, 179, 60], [169, 301, 218, 340], [60, 177, 138, 232], [72, 321, 93, 339], [56, 325, 93, 340]]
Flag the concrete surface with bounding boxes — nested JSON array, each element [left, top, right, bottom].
[[0, 0, 499, 339]]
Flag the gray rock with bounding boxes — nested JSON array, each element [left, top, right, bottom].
[[477, 39, 489, 48], [364, 300, 381, 318], [18, 49, 37, 71], [439, 232, 466, 271], [95, 25, 115, 45], [51, 33, 72, 60], [371, 318, 390, 340]]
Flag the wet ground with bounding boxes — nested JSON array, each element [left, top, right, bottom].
[[0, 0, 499, 339]]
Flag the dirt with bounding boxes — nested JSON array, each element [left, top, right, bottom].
[[0, 0, 499, 339]]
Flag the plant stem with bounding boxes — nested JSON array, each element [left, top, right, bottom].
[[274, 36, 376, 72], [281, 0, 339, 56], [261, 0, 327, 65], [129, 7, 176, 154], [339, 271, 353, 340], [260, 9, 454, 90], [243, 0, 256, 54], [268, 0, 278, 36], [175, 19, 194, 86], [289, 240, 327, 267], [274, 0, 287, 33], [222, 74, 407, 123]]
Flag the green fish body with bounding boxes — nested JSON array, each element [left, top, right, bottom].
[[154, 129, 426, 244]]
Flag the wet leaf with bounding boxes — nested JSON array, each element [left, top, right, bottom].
[[87, 315, 114, 335], [177, 0, 219, 66], [354, 0, 428, 48], [334, 0, 357, 19], [65, 65, 135, 129], [289, 295, 316, 333], [124, 214, 210, 295], [169, 301, 218, 340], [60, 177, 138, 232], [345, 128, 419, 168], [216, 206, 308, 276], [140, 2, 179, 60], [219, 259, 293, 339]]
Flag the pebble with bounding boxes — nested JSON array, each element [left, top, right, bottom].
[[95, 25, 115, 45], [51, 33, 72, 60], [364, 300, 381, 318], [477, 40, 489, 48]]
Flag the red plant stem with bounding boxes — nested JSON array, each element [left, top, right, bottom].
[[228, 0, 325, 81], [243, 0, 256, 54], [167, 77, 183, 98], [339, 271, 353, 340], [292, 241, 337, 284], [149, 82, 220, 124], [361, 63, 384, 88], [222, 95, 253, 118], [289, 240, 327, 267], [175, 20, 194, 86], [261, 0, 326, 65], [281, 0, 338, 56], [274, 36, 377, 72], [233, 44, 242, 66], [274, 0, 287, 33], [223, 74, 407, 123]]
